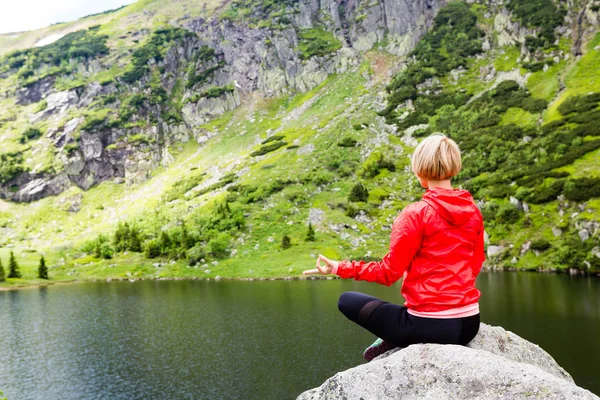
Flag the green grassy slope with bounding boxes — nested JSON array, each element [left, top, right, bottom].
[[1, 0, 600, 289]]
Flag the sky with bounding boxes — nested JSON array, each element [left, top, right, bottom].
[[0, 0, 138, 34]]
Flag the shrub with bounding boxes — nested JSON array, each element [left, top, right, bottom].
[[145, 239, 162, 258], [250, 140, 288, 157], [526, 179, 565, 204], [337, 137, 357, 147], [187, 244, 206, 265], [349, 182, 369, 202], [306, 223, 316, 242], [506, 0, 566, 48], [0, 152, 25, 184], [563, 177, 600, 202], [297, 28, 342, 60], [208, 232, 231, 259], [281, 234, 291, 249], [495, 202, 520, 224], [81, 116, 106, 131], [261, 135, 285, 144], [0, 257, 5, 282], [558, 93, 600, 116], [530, 239, 551, 252], [20, 127, 42, 144]]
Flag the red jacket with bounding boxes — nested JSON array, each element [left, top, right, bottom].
[[334, 187, 485, 312]]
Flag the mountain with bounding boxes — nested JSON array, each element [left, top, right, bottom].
[[0, 0, 599, 285]]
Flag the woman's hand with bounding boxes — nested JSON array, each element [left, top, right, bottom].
[[303, 254, 339, 275]]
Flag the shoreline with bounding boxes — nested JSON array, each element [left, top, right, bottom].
[[1, 266, 599, 292]]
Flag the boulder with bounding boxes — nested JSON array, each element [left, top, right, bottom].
[[298, 324, 598, 400]]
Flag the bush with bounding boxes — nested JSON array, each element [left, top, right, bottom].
[[349, 182, 369, 202], [187, 244, 206, 265], [530, 239, 551, 252], [563, 177, 600, 202], [281, 234, 291, 249], [298, 28, 342, 59], [250, 140, 288, 157], [495, 202, 520, 224], [261, 135, 285, 144], [337, 137, 357, 147], [145, 239, 162, 258], [558, 93, 600, 116], [19, 127, 42, 143], [526, 179, 565, 204], [208, 232, 231, 259], [0, 152, 25, 184], [306, 223, 316, 242], [507, 0, 566, 48]]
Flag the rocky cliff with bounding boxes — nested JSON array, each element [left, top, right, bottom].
[[0, 0, 446, 202], [298, 324, 599, 400]]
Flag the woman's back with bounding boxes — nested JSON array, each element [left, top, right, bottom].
[[402, 187, 484, 312]]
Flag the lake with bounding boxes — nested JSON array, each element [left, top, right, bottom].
[[0, 272, 599, 399]]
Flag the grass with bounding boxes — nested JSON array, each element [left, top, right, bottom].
[[494, 46, 522, 72], [2, 1, 600, 291], [527, 62, 564, 101], [553, 147, 600, 177], [500, 107, 538, 128], [546, 32, 600, 121]]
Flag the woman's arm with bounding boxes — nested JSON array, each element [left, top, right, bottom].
[[333, 207, 423, 286]]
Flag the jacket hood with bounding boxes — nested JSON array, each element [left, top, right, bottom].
[[422, 187, 479, 226]]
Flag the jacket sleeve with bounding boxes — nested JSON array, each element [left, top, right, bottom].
[[473, 218, 486, 276], [332, 205, 424, 286]]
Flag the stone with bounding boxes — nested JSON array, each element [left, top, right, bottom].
[[552, 227, 563, 237], [299, 324, 597, 400], [487, 245, 504, 258], [509, 196, 523, 211], [579, 229, 590, 242]]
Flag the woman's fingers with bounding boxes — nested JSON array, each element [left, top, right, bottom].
[[303, 268, 320, 275]]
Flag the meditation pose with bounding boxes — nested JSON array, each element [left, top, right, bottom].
[[304, 133, 485, 361]]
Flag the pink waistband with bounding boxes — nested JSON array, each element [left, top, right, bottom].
[[407, 303, 479, 319]]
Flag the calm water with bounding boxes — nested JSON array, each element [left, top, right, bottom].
[[0, 272, 598, 399]]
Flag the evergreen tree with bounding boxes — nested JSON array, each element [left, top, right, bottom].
[[281, 234, 291, 249], [348, 182, 369, 202], [129, 226, 143, 252], [0, 257, 5, 282], [181, 222, 195, 250], [306, 223, 316, 242], [7, 251, 21, 279], [38, 255, 48, 280], [114, 222, 131, 252], [160, 231, 172, 255]]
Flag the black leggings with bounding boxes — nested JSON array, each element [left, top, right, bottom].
[[338, 291, 480, 348]]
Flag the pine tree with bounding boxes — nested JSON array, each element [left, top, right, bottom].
[[160, 231, 172, 255], [281, 234, 291, 249], [7, 251, 21, 279], [348, 182, 369, 202], [0, 257, 5, 282], [38, 255, 48, 280], [306, 223, 316, 242], [181, 222, 195, 250], [129, 226, 142, 252]]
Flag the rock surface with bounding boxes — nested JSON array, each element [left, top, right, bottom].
[[298, 324, 598, 400]]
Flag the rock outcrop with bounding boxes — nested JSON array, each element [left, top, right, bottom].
[[298, 324, 599, 400], [1, 0, 448, 202]]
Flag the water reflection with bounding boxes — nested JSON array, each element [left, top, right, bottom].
[[0, 273, 598, 399]]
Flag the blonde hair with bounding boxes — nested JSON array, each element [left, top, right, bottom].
[[411, 133, 462, 180]]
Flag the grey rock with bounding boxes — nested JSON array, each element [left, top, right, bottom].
[[299, 324, 597, 400], [579, 228, 590, 242], [487, 245, 504, 258], [552, 227, 563, 237]]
